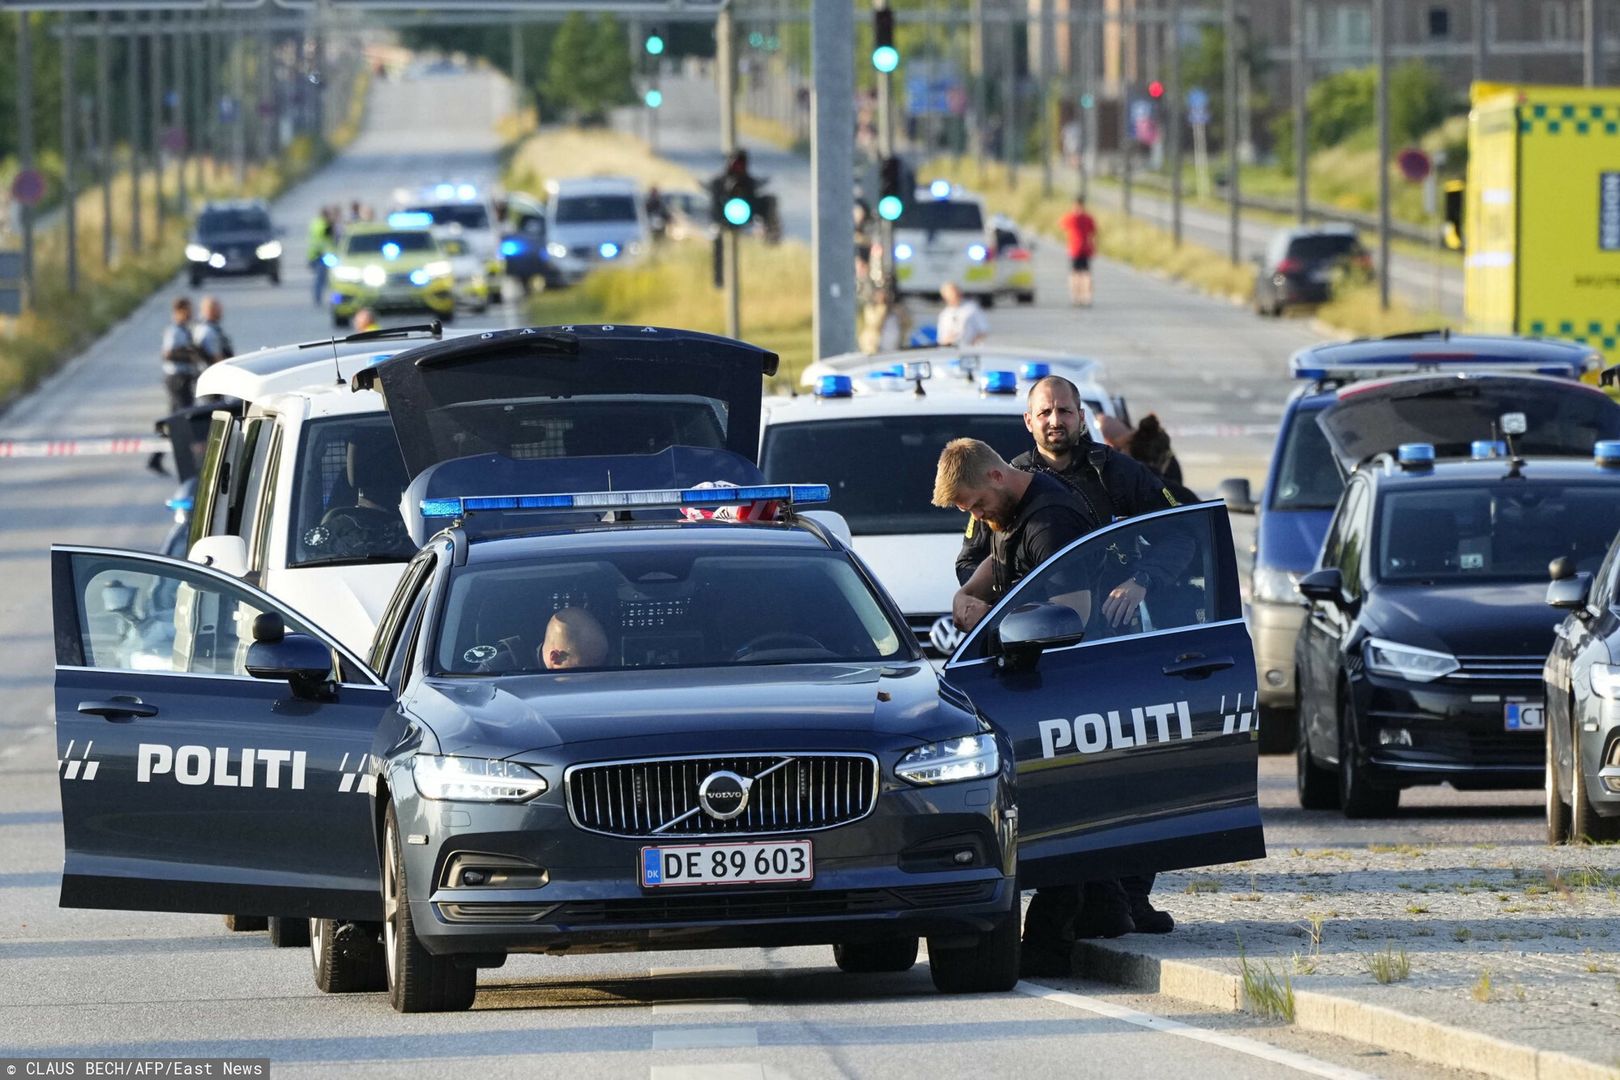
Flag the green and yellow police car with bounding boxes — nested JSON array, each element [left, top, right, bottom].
[[327, 223, 455, 327]]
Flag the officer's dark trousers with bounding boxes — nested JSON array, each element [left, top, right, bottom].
[[1022, 884, 1081, 950]]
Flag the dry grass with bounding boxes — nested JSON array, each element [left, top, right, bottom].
[[505, 127, 700, 197], [737, 111, 804, 154]]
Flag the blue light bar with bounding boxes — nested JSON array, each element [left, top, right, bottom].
[[388, 211, 434, 228], [382, 242, 401, 260], [1293, 351, 1596, 382], [1397, 443, 1435, 469], [1471, 440, 1506, 459], [1596, 440, 1620, 467], [434, 183, 455, 198], [600, 241, 621, 259], [817, 374, 853, 398], [500, 239, 522, 257], [981, 370, 1018, 395], [421, 484, 831, 519], [1020, 361, 1052, 380]]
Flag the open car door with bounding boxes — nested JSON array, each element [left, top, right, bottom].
[[942, 502, 1265, 886], [52, 547, 390, 920]]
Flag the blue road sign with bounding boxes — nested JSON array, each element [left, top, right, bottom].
[[1187, 87, 1210, 125]]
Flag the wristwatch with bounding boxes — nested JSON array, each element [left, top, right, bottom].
[[1130, 568, 1153, 590]]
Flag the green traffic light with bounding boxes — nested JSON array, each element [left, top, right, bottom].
[[645, 34, 665, 55], [645, 89, 663, 109], [877, 194, 903, 221], [723, 197, 753, 226], [871, 45, 899, 73], [1081, 93, 1095, 109]]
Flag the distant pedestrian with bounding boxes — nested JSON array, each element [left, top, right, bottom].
[[148, 296, 203, 475], [309, 207, 338, 307], [1059, 196, 1098, 307], [192, 296, 234, 367], [936, 282, 989, 347]]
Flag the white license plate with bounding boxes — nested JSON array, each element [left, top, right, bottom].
[[1310, 269, 1334, 283], [1505, 701, 1544, 731], [641, 840, 813, 888]]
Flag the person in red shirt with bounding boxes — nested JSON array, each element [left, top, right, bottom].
[[1059, 196, 1098, 307]]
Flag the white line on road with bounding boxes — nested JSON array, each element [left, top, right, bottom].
[[1016, 981, 1380, 1080], [650, 1027, 760, 1050], [650, 1066, 772, 1080], [652, 1000, 753, 1015]]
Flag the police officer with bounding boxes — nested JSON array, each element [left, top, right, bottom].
[[147, 296, 204, 475]]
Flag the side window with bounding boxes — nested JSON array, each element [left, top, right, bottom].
[[237, 422, 281, 570], [224, 418, 268, 537], [1319, 479, 1363, 572], [390, 589, 432, 687], [1594, 533, 1620, 606], [1336, 482, 1370, 596], [193, 414, 240, 546], [68, 552, 322, 679], [370, 551, 437, 677]]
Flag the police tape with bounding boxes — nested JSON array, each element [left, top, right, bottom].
[[0, 436, 168, 458]]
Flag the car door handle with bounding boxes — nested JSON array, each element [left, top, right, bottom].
[[77, 697, 159, 720], [1161, 655, 1236, 679]]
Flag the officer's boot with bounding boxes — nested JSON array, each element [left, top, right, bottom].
[[1072, 878, 1136, 939], [1122, 873, 1174, 934]]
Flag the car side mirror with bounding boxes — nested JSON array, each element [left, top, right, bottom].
[[1549, 556, 1575, 582], [1297, 568, 1344, 606], [189, 535, 249, 578], [1547, 572, 1592, 611], [1218, 477, 1256, 514], [995, 602, 1085, 671], [246, 620, 335, 700]]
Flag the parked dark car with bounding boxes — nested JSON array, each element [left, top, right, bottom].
[[1253, 225, 1370, 316], [497, 191, 563, 294], [186, 200, 281, 287]]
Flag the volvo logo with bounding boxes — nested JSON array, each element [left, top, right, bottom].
[[929, 615, 965, 654], [697, 770, 752, 821]]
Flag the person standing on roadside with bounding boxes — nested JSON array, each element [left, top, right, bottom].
[[309, 207, 337, 308], [147, 296, 203, 475], [936, 281, 989, 346], [1059, 196, 1098, 307], [192, 296, 234, 368]]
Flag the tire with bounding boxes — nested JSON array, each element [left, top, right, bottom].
[[1547, 726, 1572, 845], [928, 911, 1020, 994], [1296, 705, 1338, 810], [1016, 292, 1035, 305], [1339, 698, 1399, 818], [978, 294, 996, 309], [268, 915, 309, 948], [1258, 704, 1297, 754], [834, 937, 919, 973], [222, 914, 267, 933], [384, 805, 476, 1012], [1571, 743, 1620, 843], [310, 917, 387, 993]]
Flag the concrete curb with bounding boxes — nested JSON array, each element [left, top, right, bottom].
[[1074, 940, 1620, 1080]]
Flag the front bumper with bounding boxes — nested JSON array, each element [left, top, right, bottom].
[[329, 278, 454, 316], [393, 774, 1016, 957], [1351, 672, 1544, 787], [1577, 705, 1620, 816], [1252, 599, 1306, 709], [190, 255, 278, 277]]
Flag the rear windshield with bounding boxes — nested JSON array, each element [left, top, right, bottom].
[[345, 231, 436, 256], [896, 201, 984, 233], [199, 209, 270, 234], [1377, 482, 1620, 583], [1287, 234, 1359, 260], [287, 415, 418, 570], [555, 195, 639, 225], [406, 203, 490, 231], [760, 414, 1031, 535], [1270, 407, 1343, 511]]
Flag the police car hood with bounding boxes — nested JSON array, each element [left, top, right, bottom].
[[413, 663, 970, 760], [1363, 582, 1565, 658], [353, 324, 777, 479], [1319, 374, 1620, 472]]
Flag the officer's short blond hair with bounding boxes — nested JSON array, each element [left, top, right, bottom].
[[932, 438, 1009, 508]]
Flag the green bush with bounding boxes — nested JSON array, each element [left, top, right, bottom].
[[1308, 68, 1377, 151], [1391, 61, 1450, 144]]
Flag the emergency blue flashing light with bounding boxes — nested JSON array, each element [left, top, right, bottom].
[[434, 183, 455, 198], [1596, 440, 1620, 467], [1396, 443, 1436, 469], [967, 243, 988, 262], [817, 374, 854, 398], [321, 253, 338, 268], [929, 179, 952, 199], [724, 197, 753, 227], [388, 211, 434, 228], [382, 242, 401, 260], [500, 239, 522, 257], [421, 484, 832, 519], [871, 44, 899, 73], [894, 242, 913, 261], [600, 241, 621, 258], [1471, 440, 1507, 459], [409, 269, 429, 286], [456, 184, 476, 200], [877, 195, 903, 221], [1292, 366, 1328, 381], [1021, 362, 1052, 380], [981, 370, 1018, 395], [165, 494, 194, 512]]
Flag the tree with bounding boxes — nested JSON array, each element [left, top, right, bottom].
[[540, 13, 632, 123], [1390, 60, 1449, 144]]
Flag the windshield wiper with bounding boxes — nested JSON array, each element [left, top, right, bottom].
[[298, 322, 444, 350], [294, 553, 412, 569]]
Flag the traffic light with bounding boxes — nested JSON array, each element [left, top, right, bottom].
[[711, 150, 757, 229], [871, 7, 898, 73], [644, 32, 665, 56], [1148, 80, 1165, 99], [878, 156, 911, 221], [644, 89, 663, 109]]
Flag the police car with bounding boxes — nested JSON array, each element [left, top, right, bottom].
[[325, 224, 456, 327], [1295, 430, 1620, 817], [1220, 334, 1611, 753], [765, 350, 1110, 657], [395, 183, 505, 298], [544, 177, 649, 285], [892, 183, 1004, 306], [52, 396, 1265, 1012]]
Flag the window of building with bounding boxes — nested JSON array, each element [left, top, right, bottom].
[[1428, 5, 1451, 38], [1544, 1, 1571, 43]]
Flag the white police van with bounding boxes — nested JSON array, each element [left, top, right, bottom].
[[762, 352, 1109, 656], [395, 183, 505, 299]]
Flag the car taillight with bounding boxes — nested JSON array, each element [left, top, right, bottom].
[[1006, 248, 1030, 261], [1275, 258, 1304, 274]]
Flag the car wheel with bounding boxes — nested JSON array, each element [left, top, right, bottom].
[[1258, 704, 1297, 754], [978, 294, 996, 309], [928, 910, 1020, 994], [384, 805, 475, 1013], [310, 917, 387, 993], [268, 915, 310, 948], [1339, 698, 1398, 818], [1571, 744, 1620, 843], [1296, 705, 1338, 810], [1547, 726, 1572, 845], [834, 937, 919, 973], [1016, 292, 1035, 305], [222, 914, 267, 932]]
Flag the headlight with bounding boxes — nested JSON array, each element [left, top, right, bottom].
[[421, 260, 452, 279], [412, 756, 547, 802], [1252, 566, 1304, 606], [1362, 638, 1459, 683], [255, 240, 282, 260], [1591, 662, 1620, 700], [362, 265, 387, 288], [894, 242, 913, 261], [628, 241, 645, 256], [895, 734, 999, 785], [185, 243, 211, 262], [547, 241, 568, 258], [332, 265, 363, 282], [967, 243, 988, 262]]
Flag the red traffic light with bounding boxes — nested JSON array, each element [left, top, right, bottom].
[[1148, 80, 1165, 99]]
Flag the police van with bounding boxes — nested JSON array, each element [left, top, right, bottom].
[[763, 351, 1110, 656]]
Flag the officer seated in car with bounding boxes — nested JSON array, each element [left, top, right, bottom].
[[539, 607, 610, 671]]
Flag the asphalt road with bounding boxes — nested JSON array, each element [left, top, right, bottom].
[[0, 67, 1508, 1077]]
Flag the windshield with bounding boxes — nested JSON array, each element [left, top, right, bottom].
[[896, 201, 984, 232], [1286, 234, 1360, 261], [555, 194, 639, 225], [760, 414, 1032, 535], [198, 209, 270, 234], [345, 231, 436, 256], [1377, 482, 1620, 584], [406, 203, 490, 230], [1271, 406, 1343, 511], [433, 547, 908, 674], [287, 415, 419, 569]]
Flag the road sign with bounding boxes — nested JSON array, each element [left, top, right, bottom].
[[1187, 87, 1210, 126], [1397, 148, 1432, 183], [10, 170, 45, 208], [1130, 99, 1152, 124]]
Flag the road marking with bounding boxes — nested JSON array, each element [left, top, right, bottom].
[[650, 1027, 759, 1050], [650, 1066, 770, 1080], [1017, 982, 1379, 1080], [652, 1000, 752, 1015]]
